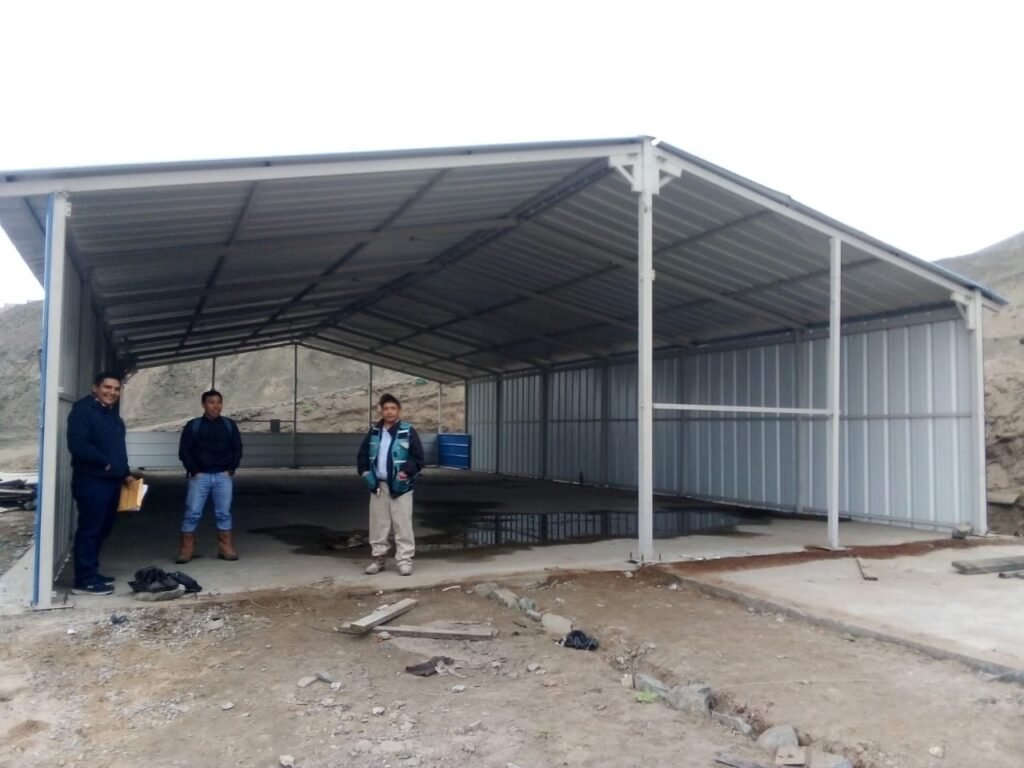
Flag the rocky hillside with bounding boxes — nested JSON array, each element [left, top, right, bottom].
[[0, 301, 464, 469], [0, 302, 44, 467], [937, 230, 1024, 517]]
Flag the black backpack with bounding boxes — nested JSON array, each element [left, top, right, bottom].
[[128, 566, 202, 594]]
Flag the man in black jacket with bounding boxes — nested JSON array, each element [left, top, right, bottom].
[[356, 394, 425, 576], [66, 371, 133, 596], [176, 389, 243, 563]]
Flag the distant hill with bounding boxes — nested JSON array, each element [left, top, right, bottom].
[[0, 301, 463, 469], [938, 230, 1024, 508]]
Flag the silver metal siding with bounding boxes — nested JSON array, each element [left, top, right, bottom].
[[546, 366, 603, 484], [500, 373, 542, 477], [466, 378, 498, 472], [127, 432, 439, 469]]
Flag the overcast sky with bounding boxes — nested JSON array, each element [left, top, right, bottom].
[[2, 1, 1021, 305]]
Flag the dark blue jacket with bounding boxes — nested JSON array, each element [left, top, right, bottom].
[[67, 395, 129, 480], [178, 416, 243, 475]]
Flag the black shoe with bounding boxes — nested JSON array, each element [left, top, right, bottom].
[[71, 582, 114, 596], [98, 574, 116, 584]]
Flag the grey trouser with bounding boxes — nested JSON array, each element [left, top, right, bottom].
[[368, 481, 415, 564]]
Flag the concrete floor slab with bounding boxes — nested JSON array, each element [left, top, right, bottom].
[[701, 543, 1024, 670], [1, 468, 943, 615]]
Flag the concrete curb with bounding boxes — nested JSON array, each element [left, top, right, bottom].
[[672, 572, 1024, 685]]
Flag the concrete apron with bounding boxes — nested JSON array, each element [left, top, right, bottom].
[[1, 468, 953, 663], [680, 542, 1024, 681]]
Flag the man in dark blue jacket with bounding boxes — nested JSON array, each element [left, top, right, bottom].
[[176, 389, 243, 563], [66, 371, 133, 596]]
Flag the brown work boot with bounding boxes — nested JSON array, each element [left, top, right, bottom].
[[217, 530, 239, 561], [175, 533, 196, 564], [364, 557, 385, 575]]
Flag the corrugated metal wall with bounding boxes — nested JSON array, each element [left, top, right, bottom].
[[467, 307, 976, 529], [127, 432, 440, 469], [466, 377, 498, 472], [51, 259, 117, 579]]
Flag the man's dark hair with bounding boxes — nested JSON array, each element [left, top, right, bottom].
[[94, 371, 122, 386], [201, 389, 223, 403], [378, 393, 401, 409]]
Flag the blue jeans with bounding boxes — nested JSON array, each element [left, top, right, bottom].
[[71, 475, 121, 587], [182, 472, 234, 532]]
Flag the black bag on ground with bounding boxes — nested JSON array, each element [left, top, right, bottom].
[[561, 629, 599, 651], [128, 566, 181, 593], [166, 571, 202, 594]]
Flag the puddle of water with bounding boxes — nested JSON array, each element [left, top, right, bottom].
[[251, 508, 767, 557], [416, 507, 765, 551]]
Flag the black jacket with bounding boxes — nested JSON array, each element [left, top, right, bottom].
[[178, 417, 243, 475], [67, 395, 129, 480]]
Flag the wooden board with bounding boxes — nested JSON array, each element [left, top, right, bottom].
[[714, 754, 771, 768], [372, 624, 496, 641], [856, 557, 878, 581], [340, 598, 417, 634], [952, 556, 1024, 575]]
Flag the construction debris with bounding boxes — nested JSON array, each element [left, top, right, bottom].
[[715, 753, 772, 768], [339, 598, 418, 633], [855, 557, 878, 581], [952, 556, 1024, 575], [405, 656, 455, 677], [371, 624, 496, 641]]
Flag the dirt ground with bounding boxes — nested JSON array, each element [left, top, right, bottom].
[[2, 568, 1022, 768], [0, 506, 33, 575]]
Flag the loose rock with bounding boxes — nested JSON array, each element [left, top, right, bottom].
[[473, 582, 498, 599], [372, 706, 386, 716], [663, 683, 712, 717], [279, 757, 295, 768], [757, 724, 800, 754], [713, 710, 754, 737], [540, 612, 573, 636], [633, 672, 669, 697], [517, 596, 537, 613], [928, 746, 945, 759], [452, 684, 467, 693], [491, 588, 520, 609]]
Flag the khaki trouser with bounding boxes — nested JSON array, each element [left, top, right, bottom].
[[368, 481, 415, 564]]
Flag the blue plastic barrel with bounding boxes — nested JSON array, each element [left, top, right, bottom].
[[437, 433, 471, 469]]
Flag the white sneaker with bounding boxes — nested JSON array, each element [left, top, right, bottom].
[[365, 558, 385, 575], [397, 562, 413, 577]]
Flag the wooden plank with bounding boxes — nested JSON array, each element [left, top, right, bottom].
[[714, 754, 772, 768], [341, 598, 418, 634], [952, 556, 1024, 575], [856, 557, 878, 581], [372, 624, 496, 641]]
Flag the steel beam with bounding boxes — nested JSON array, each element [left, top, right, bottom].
[[969, 289, 988, 533], [33, 193, 69, 609], [827, 236, 842, 550], [636, 140, 657, 563], [0, 143, 638, 198]]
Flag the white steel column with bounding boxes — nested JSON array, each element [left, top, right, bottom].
[[437, 382, 443, 434], [33, 192, 69, 609], [636, 140, 657, 562], [969, 289, 988, 533], [291, 343, 299, 468], [826, 237, 843, 549]]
